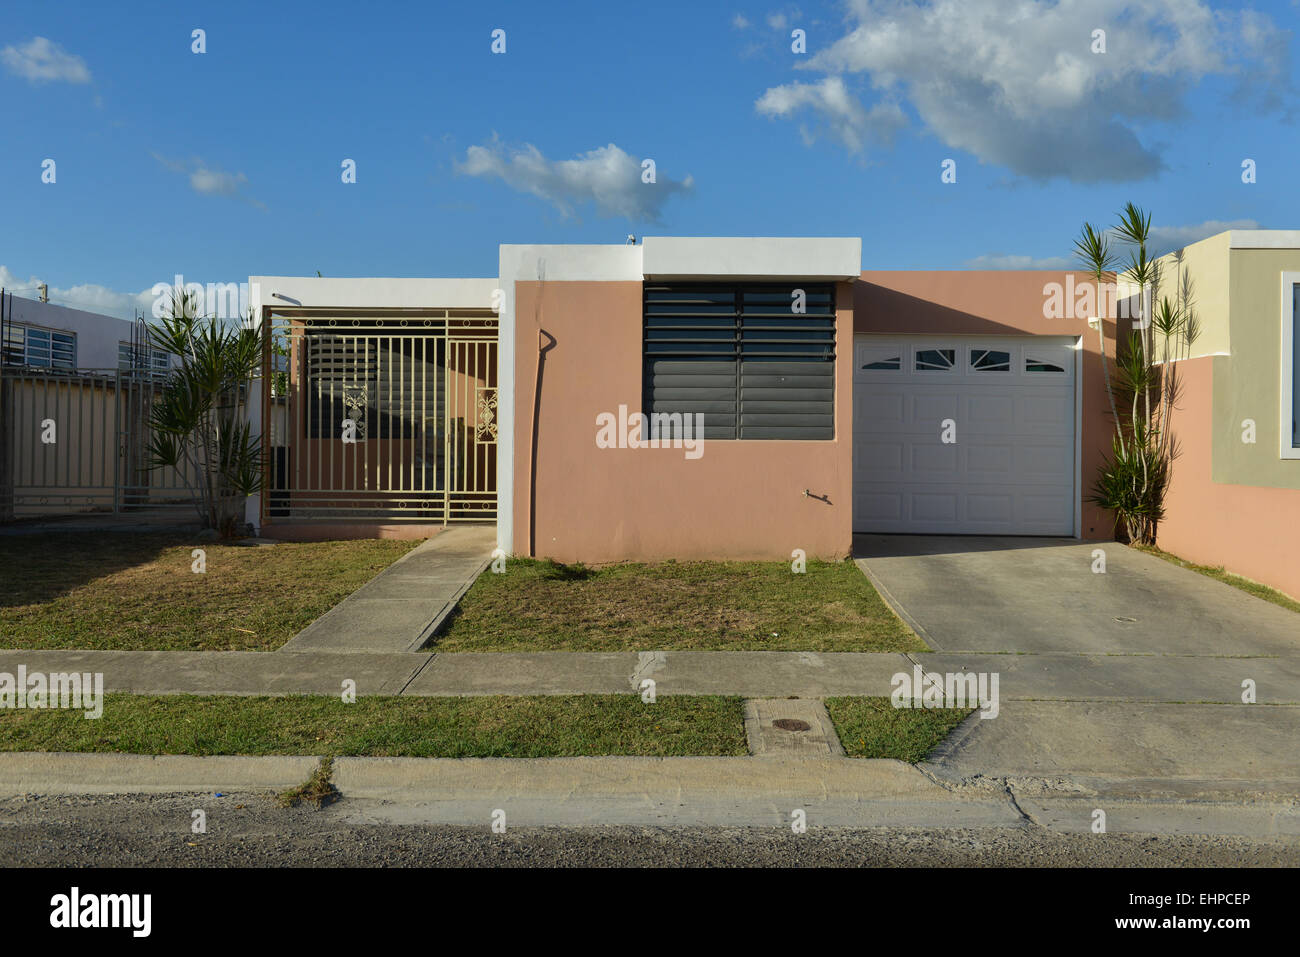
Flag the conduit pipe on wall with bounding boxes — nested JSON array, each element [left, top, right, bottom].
[[526, 260, 549, 558]]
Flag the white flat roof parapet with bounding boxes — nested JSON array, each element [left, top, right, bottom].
[[1228, 230, 1300, 249], [248, 276, 499, 311], [497, 244, 643, 282], [641, 236, 862, 280]]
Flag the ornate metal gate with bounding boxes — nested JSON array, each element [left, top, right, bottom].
[[261, 309, 498, 524]]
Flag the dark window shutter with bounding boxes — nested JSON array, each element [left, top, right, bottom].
[[643, 282, 835, 440]]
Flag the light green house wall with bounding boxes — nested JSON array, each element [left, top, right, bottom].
[[1148, 232, 1300, 490], [1216, 246, 1300, 489]]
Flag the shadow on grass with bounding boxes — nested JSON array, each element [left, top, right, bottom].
[[0, 532, 190, 607]]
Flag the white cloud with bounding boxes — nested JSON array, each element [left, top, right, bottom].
[[1144, 218, 1259, 254], [189, 167, 248, 196], [756, 76, 905, 151], [758, 0, 1291, 182], [152, 153, 262, 206], [1, 37, 91, 84], [966, 219, 1262, 271], [732, 14, 752, 29], [457, 138, 694, 222], [766, 7, 801, 31], [0, 265, 153, 319]]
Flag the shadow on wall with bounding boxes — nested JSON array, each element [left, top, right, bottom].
[[854, 279, 1109, 338]]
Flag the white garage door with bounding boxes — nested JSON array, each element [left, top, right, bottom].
[[853, 335, 1077, 535]]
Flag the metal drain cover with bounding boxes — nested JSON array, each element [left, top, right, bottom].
[[772, 718, 811, 732]]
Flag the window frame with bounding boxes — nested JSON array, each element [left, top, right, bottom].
[[118, 340, 173, 375], [1281, 273, 1300, 460], [2, 322, 76, 369]]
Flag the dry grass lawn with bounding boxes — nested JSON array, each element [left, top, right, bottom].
[[435, 558, 926, 652], [0, 533, 419, 651]]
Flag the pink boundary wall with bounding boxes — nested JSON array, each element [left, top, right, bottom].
[[1160, 355, 1300, 600]]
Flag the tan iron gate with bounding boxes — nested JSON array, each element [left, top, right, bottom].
[[0, 367, 201, 519], [262, 310, 498, 524]]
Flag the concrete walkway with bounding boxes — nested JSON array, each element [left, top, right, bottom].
[[279, 525, 496, 654], [6, 648, 1296, 702]]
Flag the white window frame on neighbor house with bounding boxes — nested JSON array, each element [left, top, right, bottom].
[[3, 322, 77, 369], [1282, 272, 1300, 460], [118, 340, 173, 375]]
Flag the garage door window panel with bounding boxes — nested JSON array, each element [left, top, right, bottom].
[[1026, 355, 1066, 373], [916, 348, 956, 372], [971, 348, 1012, 372]]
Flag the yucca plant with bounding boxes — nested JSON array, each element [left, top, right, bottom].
[[146, 289, 263, 536], [1075, 205, 1198, 545]]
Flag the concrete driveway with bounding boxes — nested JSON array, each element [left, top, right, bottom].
[[856, 535, 1300, 795], [854, 535, 1300, 657]]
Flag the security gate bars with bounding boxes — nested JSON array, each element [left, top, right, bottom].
[[262, 310, 498, 524]]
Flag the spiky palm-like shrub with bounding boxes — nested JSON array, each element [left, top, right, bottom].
[[1074, 204, 1199, 545], [146, 290, 263, 536]]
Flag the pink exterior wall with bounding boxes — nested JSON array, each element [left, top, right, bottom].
[[513, 281, 854, 562], [854, 270, 1118, 539], [1159, 355, 1300, 599]]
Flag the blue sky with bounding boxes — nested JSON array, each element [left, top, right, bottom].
[[1, 0, 1297, 317]]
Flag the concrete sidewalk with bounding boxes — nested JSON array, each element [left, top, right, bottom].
[[1, 648, 1297, 702], [279, 525, 496, 653]]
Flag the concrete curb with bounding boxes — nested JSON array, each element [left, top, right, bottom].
[[0, 752, 320, 794], [3, 752, 1297, 834]]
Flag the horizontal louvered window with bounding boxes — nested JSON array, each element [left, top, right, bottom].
[[644, 282, 835, 440]]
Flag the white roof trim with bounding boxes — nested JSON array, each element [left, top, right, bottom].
[[1229, 230, 1300, 249], [641, 236, 861, 280]]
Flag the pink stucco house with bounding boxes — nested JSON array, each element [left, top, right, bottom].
[[245, 231, 1300, 599]]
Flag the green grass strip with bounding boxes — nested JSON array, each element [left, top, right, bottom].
[[0, 693, 748, 758], [825, 696, 972, 762]]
